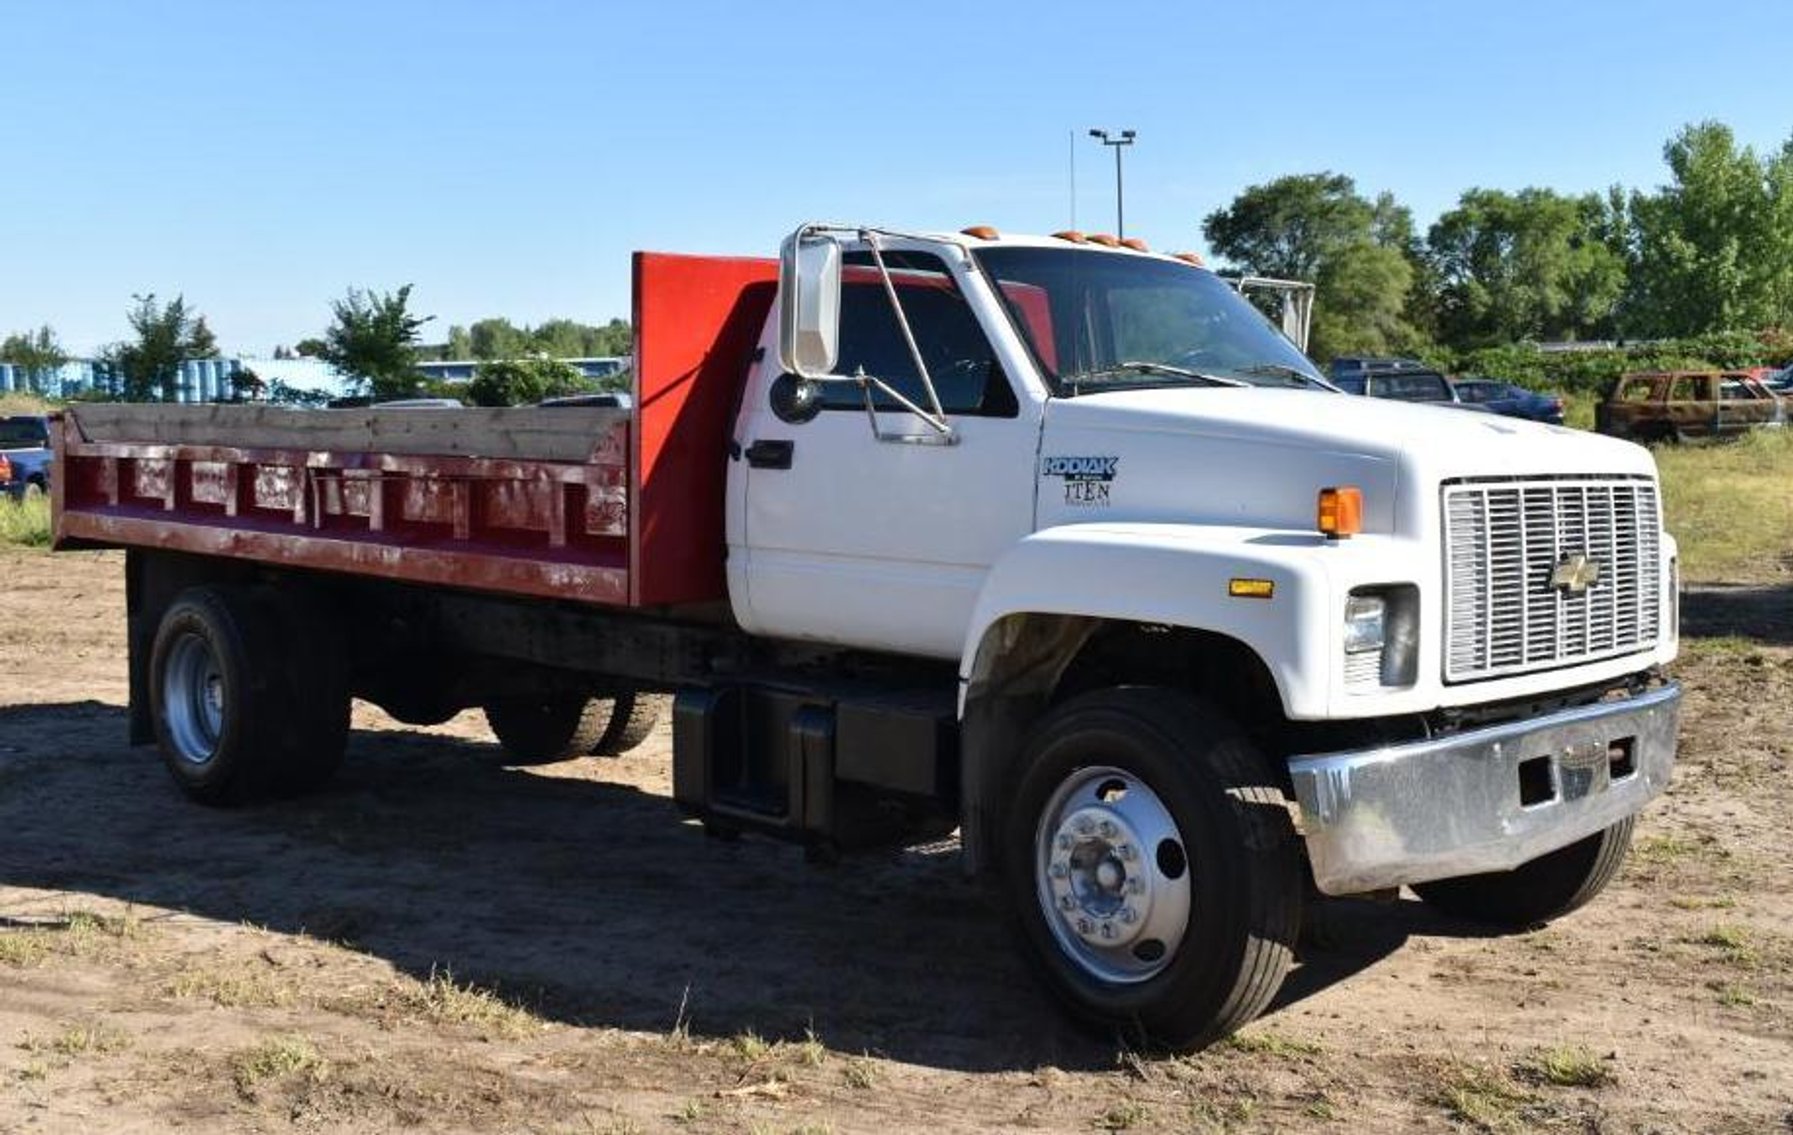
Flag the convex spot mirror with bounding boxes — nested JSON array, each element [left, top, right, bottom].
[[778, 230, 841, 378]]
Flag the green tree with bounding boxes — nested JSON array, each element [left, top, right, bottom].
[[1203, 172, 1424, 359], [446, 324, 473, 359], [104, 294, 213, 401], [465, 355, 593, 406], [318, 285, 434, 399], [1426, 188, 1626, 348], [468, 317, 525, 360], [1623, 121, 1793, 336], [0, 325, 70, 392]]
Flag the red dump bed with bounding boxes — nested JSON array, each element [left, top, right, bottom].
[[54, 253, 777, 608]]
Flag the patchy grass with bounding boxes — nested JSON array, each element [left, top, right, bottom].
[[1223, 1028, 1322, 1058], [164, 962, 297, 1009], [18, 1021, 130, 1060], [1434, 1062, 1533, 1132], [0, 910, 143, 968], [1656, 429, 1793, 584], [841, 1054, 877, 1090], [0, 493, 51, 548], [1095, 1099, 1151, 1130], [400, 967, 540, 1038], [1691, 924, 1759, 965], [1709, 980, 1758, 1007], [231, 1034, 328, 1097], [0, 392, 53, 415], [729, 1029, 772, 1062], [1516, 1044, 1612, 1088]]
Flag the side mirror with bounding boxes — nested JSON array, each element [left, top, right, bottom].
[[778, 229, 842, 377]]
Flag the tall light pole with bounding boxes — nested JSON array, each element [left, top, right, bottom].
[[1088, 128, 1136, 238]]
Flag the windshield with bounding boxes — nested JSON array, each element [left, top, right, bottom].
[[0, 417, 47, 447], [972, 247, 1328, 395]]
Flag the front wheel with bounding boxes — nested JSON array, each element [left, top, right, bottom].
[[1412, 818, 1635, 927], [1003, 688, 1302, 1050]]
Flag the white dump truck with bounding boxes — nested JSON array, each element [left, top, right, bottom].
[[54, 222, 1680, 1048]]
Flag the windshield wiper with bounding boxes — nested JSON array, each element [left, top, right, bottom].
[[1060, 361, 1249, 394], [1230, 362, 1337, 390]]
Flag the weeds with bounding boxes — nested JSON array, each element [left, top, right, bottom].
[[1096, 1099, 1150, 1130], [1223, 1028, 1322, 1058], [18, 1021, 129, 1060], [1692, 924, 1758, 965], [0, 909, 141, 968], [401, 967, 540, 1038], [0, 493, 51, 548], [1516, 1044, 1612, 1088], [1435, 1062, 1532, 1132], [1656, 429, 1793, 583], [841, 1055, 877, 1090], [231, 1035, 328, 1097]]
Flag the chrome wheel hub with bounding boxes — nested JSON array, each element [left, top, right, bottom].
[[1035, 766, 1191, 983], [164, 633, 224, 765]]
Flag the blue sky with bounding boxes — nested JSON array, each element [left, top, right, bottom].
[[4, 0, 1791, 357]]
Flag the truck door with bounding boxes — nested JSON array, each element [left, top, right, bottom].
[[735, 251, 1039, 658]]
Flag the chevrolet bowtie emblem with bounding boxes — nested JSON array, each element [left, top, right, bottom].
[[1551, 552, 1602, 595]]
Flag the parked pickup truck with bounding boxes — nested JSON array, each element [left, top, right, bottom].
[[1, 414, 52, 500], [1596, 370, 1785, 442], [52, 223, 1682, 1049]]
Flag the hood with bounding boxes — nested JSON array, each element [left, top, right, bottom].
[[1036, 387, 1657, 536]]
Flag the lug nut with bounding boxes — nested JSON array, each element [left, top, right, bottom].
[[1076, 918, 1093, 935], [1119, 909, 1138, 925], [1116, 844, 1136, 862], [1128, 878, 1145, 895], [1098, 820, 1117, 839], [1058, 895, 1076, 911], [1074, 816, 1094, 835], [1099, 921, 1116, 939], [1049, 863, 1068, 879], [1056, 833, 1073, 851]]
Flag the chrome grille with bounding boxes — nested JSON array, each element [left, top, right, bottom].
[[1443, 478, 1661, 682]]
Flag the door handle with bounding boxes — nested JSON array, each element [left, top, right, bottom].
[[745, 439, 794, 469]]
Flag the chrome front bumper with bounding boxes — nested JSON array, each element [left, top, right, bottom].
[[1288, 683, 1681, 895]]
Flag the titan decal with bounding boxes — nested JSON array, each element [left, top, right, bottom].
[[1042, 455, 1119, 507]]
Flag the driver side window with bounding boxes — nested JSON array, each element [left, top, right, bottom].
[[812, 252, 1017, 418]]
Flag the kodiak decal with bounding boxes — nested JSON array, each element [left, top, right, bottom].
[[1042, 455, 1118, 507]]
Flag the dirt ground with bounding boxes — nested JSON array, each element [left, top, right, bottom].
[[0, 547, 1788, 1134]]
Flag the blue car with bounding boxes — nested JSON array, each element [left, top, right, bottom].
[[1, 415, 52, 500], [1451, 377, 1566, 425]]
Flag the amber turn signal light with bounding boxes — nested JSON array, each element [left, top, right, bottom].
[[1317, 487, 1363, 538]]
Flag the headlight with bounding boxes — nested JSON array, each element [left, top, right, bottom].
[[1343, 595, 1386, 654]]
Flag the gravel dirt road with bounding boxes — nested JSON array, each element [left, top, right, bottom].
[[0, 546, 1787, 1133]]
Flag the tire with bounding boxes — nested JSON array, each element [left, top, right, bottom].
[[149, 586, 348, 805], [1412, 817, 1635, 927], [483, 694, 611, 765], [1002, 687, 1302, 1050], [591, 691, 663, 756], [260, 588, 351, 795]]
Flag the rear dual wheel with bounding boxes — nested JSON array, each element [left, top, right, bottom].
[[150, 585, 349, 805], [1004, 688, 1302, 1050], [482, 689, 663, 765]]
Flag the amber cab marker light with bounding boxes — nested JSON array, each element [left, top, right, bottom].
[[1052, 230, 1088, 243], [961, 225, 1001, 240], [1317, 486, 1364, 538], [1173, 251, 1206, 266], [1087, 233, 1121, 247], [1120, 237, 1150, 252]]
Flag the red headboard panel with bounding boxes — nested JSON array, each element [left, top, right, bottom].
[[630, 252, 777, 606]]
